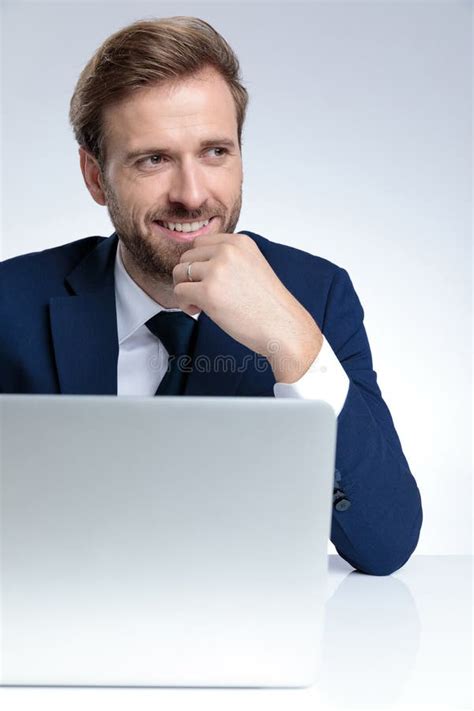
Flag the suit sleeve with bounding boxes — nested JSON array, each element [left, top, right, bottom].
[[323, 266, 423, 575]]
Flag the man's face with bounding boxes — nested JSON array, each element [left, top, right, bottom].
[[98, 66, 243, 282]]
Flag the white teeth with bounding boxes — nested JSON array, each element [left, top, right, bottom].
[[163, 219, 209, 232]]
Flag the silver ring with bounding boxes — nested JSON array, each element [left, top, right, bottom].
[[186, 262, 194, 282]]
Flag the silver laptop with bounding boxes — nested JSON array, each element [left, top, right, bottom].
[[0, 395, 337, 688]]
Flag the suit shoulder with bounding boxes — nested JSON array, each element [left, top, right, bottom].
[[0, 235, 107, 285], [239, 229, 346, 280], [0, 236, 107, 276]]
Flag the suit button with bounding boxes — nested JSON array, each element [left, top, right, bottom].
[[335, 498, 351, 512]]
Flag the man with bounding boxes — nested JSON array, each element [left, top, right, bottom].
[[0, 16, 422, 575]]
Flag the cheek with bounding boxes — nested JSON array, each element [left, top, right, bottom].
[[112, 168, 155, 199], [211, 167, 242, 199], [115, 176, 160, 220]]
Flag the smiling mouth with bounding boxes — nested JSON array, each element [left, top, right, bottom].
[[152, 216, 217, 239], [155, 218, 212, 233]]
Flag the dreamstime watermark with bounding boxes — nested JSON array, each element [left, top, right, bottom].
[[147, 337, 325, 376], [148, 350, 272, 374]]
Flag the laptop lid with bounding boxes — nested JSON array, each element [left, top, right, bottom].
[[0, 395, 337, 688]]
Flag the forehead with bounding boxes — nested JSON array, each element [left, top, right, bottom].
[[102, 67, 238, 156]]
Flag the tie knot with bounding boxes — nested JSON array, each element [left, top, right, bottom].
[[145, 310, 197, 357]]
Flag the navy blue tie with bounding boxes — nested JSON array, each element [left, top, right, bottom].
[[145, 311, 198, 395]]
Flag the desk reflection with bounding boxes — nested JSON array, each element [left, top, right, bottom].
[[319, 557, 421, 708]]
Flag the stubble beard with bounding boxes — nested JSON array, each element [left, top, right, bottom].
[[102, 177, 243, 285]]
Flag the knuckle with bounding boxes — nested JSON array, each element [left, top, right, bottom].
[[193, 234, 207, 247], [174, 282, 187, 298], [219, 243, 234, 262], [176, 264, 188, 282], [212, 260, 226, 280]]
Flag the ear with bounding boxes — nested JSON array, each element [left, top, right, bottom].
[[79, 147, 107, 206]]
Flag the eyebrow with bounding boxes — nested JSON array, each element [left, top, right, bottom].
[[123, 138, 237, 163]]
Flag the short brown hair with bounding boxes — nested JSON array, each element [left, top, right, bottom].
[[69, 16, 249, 168]]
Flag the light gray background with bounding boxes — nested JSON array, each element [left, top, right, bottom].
[[1, 0, 472, 555]]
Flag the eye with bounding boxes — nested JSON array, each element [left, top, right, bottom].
[[207, 147, 228, 158], [138, 154, 166, 169], [136, 147, 228, 170]]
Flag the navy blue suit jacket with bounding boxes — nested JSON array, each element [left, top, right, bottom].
[[0, 230, 423, 575]]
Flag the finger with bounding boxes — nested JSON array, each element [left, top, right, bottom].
[[178, 245, 216, 264], [183, 303, 201, 316], [173, 280, 206, 313], [172, 259, 210, 285], [192, 232, 234, 248], [194, 231, 257, 255]]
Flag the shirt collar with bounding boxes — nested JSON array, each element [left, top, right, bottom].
[[114, 240, 200, 344]]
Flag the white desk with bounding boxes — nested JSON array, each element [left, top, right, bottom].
[[1, 555, 472, 711]]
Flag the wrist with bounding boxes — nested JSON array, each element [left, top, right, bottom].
[[267, 316, 323, 384]]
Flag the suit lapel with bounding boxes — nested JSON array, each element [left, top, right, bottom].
[[48, 231, 272, 397], [49, 235, 119, 395]]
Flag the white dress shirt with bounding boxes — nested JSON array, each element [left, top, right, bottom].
[[114, 243, 350, 415]]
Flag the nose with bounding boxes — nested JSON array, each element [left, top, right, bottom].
[[167, 157, 209, 212]]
